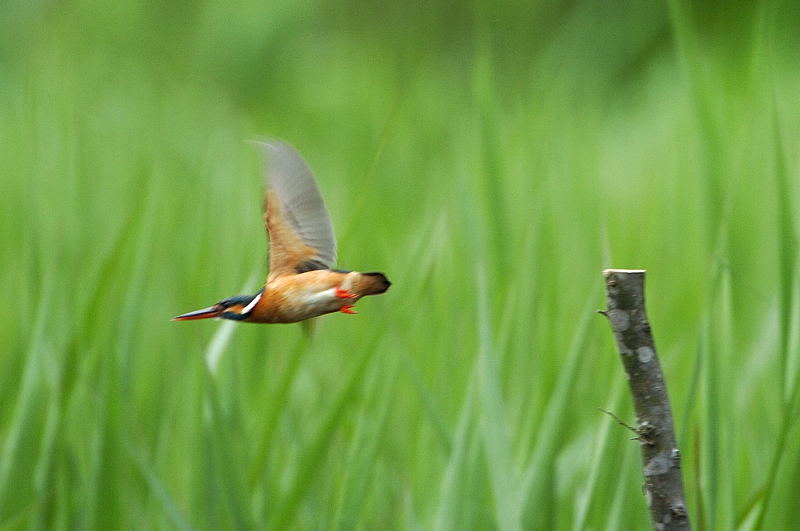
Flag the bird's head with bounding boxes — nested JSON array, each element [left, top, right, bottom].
[[173, 290, 263, 322]]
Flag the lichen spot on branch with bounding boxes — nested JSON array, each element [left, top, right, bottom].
[[607, 308, 630, 331], [637, 346, 654, 363]]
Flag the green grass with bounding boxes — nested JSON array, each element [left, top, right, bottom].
[[2, 0, 800, 528]]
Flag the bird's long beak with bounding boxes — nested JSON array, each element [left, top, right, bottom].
[[172, 306, 221, 321]]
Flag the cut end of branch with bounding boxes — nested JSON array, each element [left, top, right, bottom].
[[603, 268, 646, 275]]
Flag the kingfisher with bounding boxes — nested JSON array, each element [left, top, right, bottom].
[[173, 141, 390, 324]]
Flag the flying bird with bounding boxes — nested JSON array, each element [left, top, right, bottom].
[[173, 141, 390, 324]]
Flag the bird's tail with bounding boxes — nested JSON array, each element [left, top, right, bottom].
[[351, 272, 391, 296]]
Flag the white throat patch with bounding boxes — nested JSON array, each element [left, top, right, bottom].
[[241, 291, 263, 314]]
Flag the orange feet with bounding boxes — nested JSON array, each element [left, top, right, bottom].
[[335, 286, 357, 299], [340, 305, 358, 314]]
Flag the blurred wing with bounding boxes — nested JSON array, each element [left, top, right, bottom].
[[258, 141, 337, 280]]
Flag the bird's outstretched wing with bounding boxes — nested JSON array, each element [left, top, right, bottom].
[[258, 141, 337, 280]]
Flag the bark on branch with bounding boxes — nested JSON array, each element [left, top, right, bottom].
[[600, 269, 691, 530]]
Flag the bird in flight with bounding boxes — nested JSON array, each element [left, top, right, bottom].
[[173, 141, 390, 324]]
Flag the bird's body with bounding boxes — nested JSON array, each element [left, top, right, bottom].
[[239, 270, 389, 324], [174, 141, 390, 324]]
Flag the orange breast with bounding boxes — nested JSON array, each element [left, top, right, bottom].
[[248, 270, 350, 323]]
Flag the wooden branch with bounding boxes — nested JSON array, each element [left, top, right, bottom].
[[600, 269, 691, 530]]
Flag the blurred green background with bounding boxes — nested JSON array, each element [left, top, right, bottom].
[[2, 0, 800, 528]]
